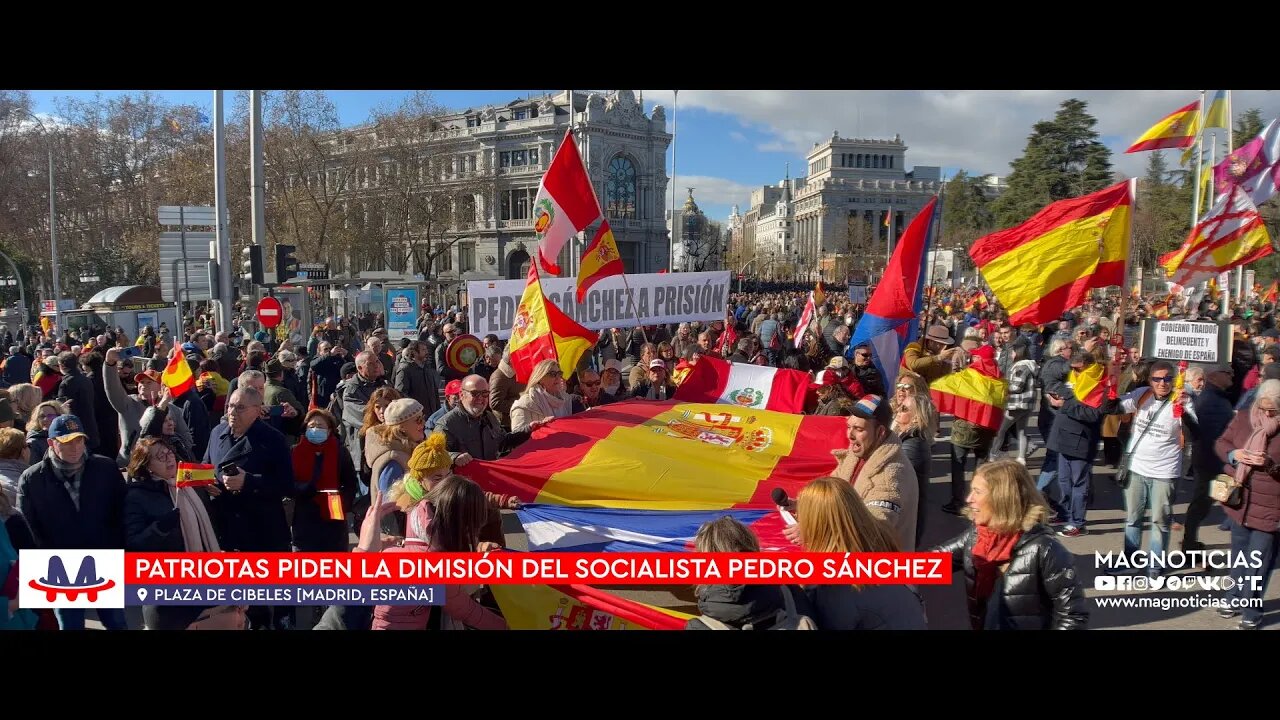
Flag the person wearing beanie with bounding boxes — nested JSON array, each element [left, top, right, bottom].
[[32, 354, 63, 399], [364, 398, 426, 538]]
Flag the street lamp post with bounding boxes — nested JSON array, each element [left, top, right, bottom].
[[14, 110, 60, 331]]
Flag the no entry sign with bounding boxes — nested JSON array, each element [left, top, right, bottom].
[[257, 296, 284, 329]]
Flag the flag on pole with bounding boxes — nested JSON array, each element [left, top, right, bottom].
[[793, 293, 815, 349], [533, 129, 602, 275], [1126, 100, 1201, 153], [883, 207, 892, 227], [1213, 118, 1280, 208], [969, 181, 1132, 326], [1204, 90, 1229, 130], [575, 220, 624, 302], [848, 196, 940, 391], [176, 463, 216, 488], [506, 263, 599, 383], [1265, 281, 1278, 304], [673, 355, 811, 413], [1160, 186, 1275, 289], [161, 351, 195, 396]]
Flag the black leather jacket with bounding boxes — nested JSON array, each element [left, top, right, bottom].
[[932, 523, 1088, 630]]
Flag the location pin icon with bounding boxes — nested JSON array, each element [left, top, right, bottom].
[[137, 588, 148, 602]]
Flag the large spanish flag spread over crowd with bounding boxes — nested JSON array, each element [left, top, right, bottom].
[[458, 400, 845, 511], [969, 181, 1132, 326]]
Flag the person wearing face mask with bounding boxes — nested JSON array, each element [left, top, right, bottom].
[[510, 360, 582, 433], [292, 409, 358, 554], [124, 436, 221, 629], [600, 360, 626, 400]]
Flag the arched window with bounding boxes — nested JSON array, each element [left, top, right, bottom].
[[606, 155, 637, 219]]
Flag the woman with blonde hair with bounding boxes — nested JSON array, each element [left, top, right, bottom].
[[893, 369, 929, 403], [6, 384, 40, 422], [892, 392, 937, 546], [372, 475, 508, 631], [356, 386, 401, 487], [24, 400, 66, 467], [796, 477, 927, 630], [685, 516, 815, 630], [932, 460, 1088, 630], [509, 359, 581, 433]]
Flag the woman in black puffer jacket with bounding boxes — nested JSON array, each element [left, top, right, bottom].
[[932, 459, 1088, 630]]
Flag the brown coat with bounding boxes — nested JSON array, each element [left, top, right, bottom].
[[1215, 411, 1280, 532], [902, 342, 950, 384], [831, 433, 919, 550], [489, 363, 525, 430]]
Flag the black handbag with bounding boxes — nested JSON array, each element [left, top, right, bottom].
[[1115, 394, 1169, 490]]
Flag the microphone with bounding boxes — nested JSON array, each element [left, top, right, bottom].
[[771, 487, 797, 527]]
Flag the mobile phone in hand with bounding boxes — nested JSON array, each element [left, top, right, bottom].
[[268, 405, 285, 418]]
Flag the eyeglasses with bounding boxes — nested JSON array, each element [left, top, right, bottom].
[[465, 390, 490, 398], [546, 370, 563, 377], [1149, 376, 1173, 384]]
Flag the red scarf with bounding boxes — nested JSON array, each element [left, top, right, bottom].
[[971, 525, 1021, 629], [292, 436, 341, 516]]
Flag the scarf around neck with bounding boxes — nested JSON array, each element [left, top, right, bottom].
[[1238, 406, 1280, 485], [971, 525, 1021, 628]]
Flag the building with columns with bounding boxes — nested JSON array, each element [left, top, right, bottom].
[[313, 90, 671, 286], [741, 132, 945, 280]]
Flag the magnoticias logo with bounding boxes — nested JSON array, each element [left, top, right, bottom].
[[19, 550, 125, 609]]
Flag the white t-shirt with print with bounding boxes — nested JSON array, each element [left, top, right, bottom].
[[1121, 388, 1183, 479]]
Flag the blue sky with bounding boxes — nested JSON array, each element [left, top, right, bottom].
[[28, 89, 1280, 225]]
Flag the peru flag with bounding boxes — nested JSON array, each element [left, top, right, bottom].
[[533, 129, 602, 275], [674, 355, 809, 413]]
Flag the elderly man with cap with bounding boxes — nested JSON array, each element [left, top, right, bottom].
[[903, 324, 965, 384], [18, 414, 129, 629], [101, 348, 193, 468], [394, 340, 440, 416], [264, 356, 306, 444], [426, 379, 463, 431]]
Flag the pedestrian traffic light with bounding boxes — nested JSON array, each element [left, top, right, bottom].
[[276, 244, 298, 284], [241, 245, 264, 286]]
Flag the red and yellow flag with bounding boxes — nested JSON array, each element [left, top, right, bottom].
[[507, 263, 599, 383], [491, 583, 693, 630], [928, 356, 1007, 432], [576, 220, 624, 302], [1067, 362, 1106, 408], [1264, 281, 1278, 304], [1125, 100, 1201, 153], [969, 181, 1132, 326], [176, 462, 216, 488], [161, 351, 195, 396], [1160, 186, 1274, 288]]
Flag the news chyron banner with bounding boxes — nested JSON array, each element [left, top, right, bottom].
[[469, 271, 731, 340], [18, 550, 950, 611]]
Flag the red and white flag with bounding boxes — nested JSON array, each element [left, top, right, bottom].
[[793, 292, 816, 349], [674, 355, 810, 413], [533, 129, 601, 275]]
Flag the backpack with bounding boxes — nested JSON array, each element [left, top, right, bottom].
[[696, 586, 818, 630]]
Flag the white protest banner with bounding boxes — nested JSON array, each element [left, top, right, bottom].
[[469, 271, 730, 339], [1140, 319, 1231, 363]]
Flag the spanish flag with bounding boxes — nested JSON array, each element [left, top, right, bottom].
[[507, 263, 598, 383], [969, 181, 1132, 326], [1126, 100, 1201, 153], [928, 350, 1007, 432], [161, 351, 195, 396], [1067, 362, 1105, 408], [1161, 186, 1275, 288], [491, 582, 692, 630], [575, 220, 624, 302], [176, 462, 216, 488], [1264, 281, 1278, 304]]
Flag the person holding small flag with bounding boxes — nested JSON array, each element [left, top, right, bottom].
[[292, 409, 358, 554]]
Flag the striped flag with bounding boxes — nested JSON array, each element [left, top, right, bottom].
[[928, 353, 1007, 431], [793, 292, 816, 349], [1213, 118, 1280, 208], [1126, 100, 1201, 153], [491, 582, 692, 630], [575, 220, 624, 302], [1264, 281, 1278, 304], [969, 181, 1132, 326], [517, 503, 792, 552], [1161, 186, 1275, 289], [674, 355, 811, 413], [161, 351, 195, 396], [176, 463, 216, 488], [1067, 362, 1106, 408], [507, 263, 599, 383], [533, 129, 602, 275]]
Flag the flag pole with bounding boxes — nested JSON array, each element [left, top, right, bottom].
[[1191, 90, 1206, 227], [1114, 177, 1139, 378]]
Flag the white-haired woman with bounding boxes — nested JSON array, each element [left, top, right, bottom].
[[509, 359, 582, 433], [1213, 378, 1280, 630], [892, 391, 938, 547]]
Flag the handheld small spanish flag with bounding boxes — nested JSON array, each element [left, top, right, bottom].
[[321, 490, 344, 521], [162, 351, 195, 396], [177, 462, 216, 488]]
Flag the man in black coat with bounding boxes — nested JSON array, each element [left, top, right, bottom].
[[1183, 363, 1236, 551], [205, 385, 296, 629], [17, 414, 128, 630], [55, 352, 99, 452], [2, 345, 31, 388], [310, 341, 347, 409], [1046, 351, 1119, 538]]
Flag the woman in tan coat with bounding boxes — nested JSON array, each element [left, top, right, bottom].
[[509, 359, 581, 433]]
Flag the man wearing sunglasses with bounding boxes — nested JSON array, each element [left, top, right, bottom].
[[441, 374, 537, 467]]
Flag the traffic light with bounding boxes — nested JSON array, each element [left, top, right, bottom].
[[241, 245, 264, 286], [276, 243, 298, 284]]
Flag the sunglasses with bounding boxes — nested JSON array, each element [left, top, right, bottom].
[[1149, 376, 1173, 384]]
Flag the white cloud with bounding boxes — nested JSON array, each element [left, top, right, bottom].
[[729, 130, 746, 142], [644, 89, 1280, 179]]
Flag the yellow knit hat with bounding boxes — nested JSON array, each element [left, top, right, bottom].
[[407, 433, 452, 476]]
